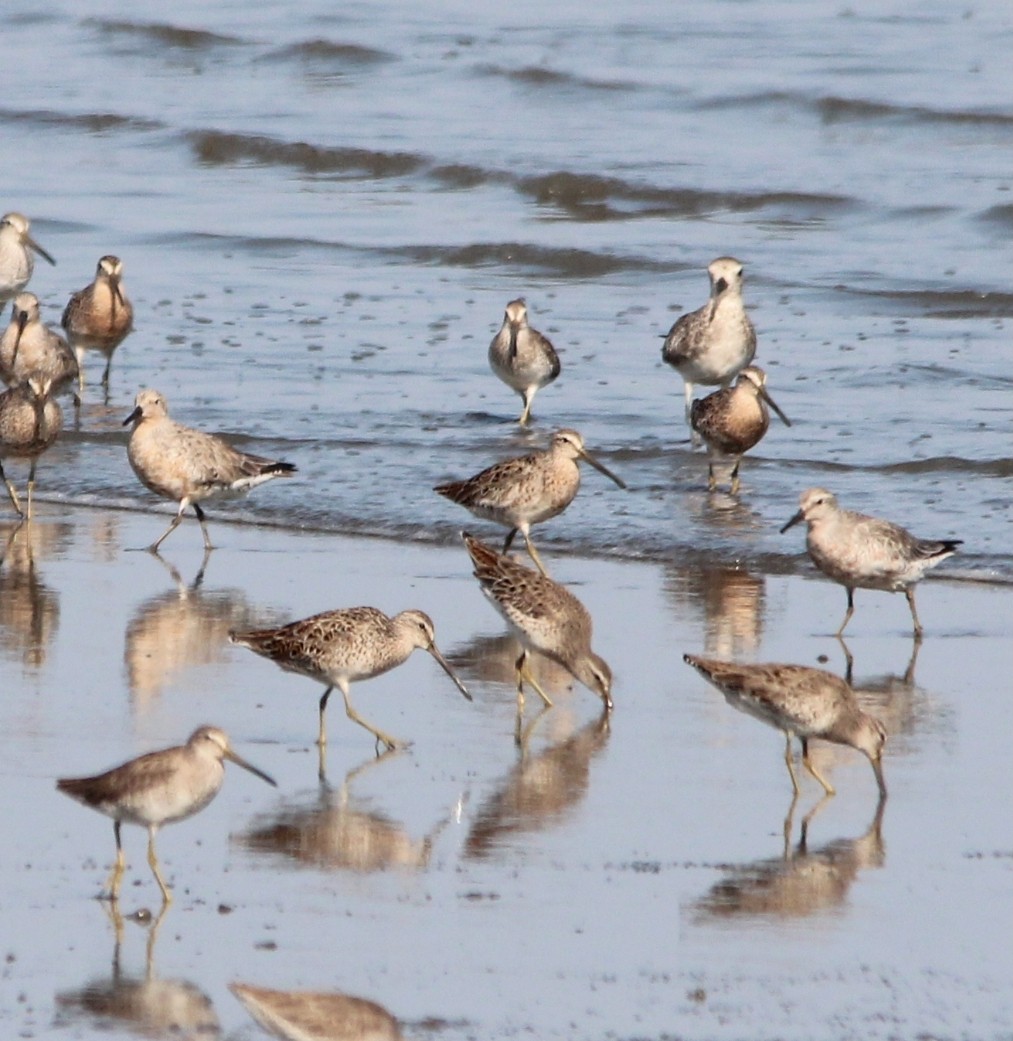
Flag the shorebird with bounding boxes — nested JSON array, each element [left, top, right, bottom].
[[780, 487, 961, 638], [124, 389, 296, 552], [661, 257, 757, 435], [0, 377, 62, 518], [690, 365, 790, 493], [56, 725, 277, 904], [62, 255, 134, 389], [229, 607, 472, 756], [435, 429, 626, 576], [683, 654, 887, 797], [0, 292, 79, 399], [488, 298, 561, 425], [463, 532, 613, 719], [0, 212, 55, 306], [231, 984, 403, 1041]]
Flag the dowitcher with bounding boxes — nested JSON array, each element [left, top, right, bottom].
[[0, 377, 62, 518], [780, 487, 961, 638], [0, 213, 55, 306], [690, 365, 790, 493], [231, 984, 403, 1041], [683, 654, 887, 797], [124, 389, 296, 552], [435, 429, 626, 576], [57, 725, 276, 904], [463, 532, 613, 717], [488, 298, 561, 425], [62, 255, 134, 389], [661, 257, 757, 434], [229, 607, 472, 755], [0, 292, 79, 399]]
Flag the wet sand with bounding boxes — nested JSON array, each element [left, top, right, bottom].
[[2, 505, 1010, 1040]]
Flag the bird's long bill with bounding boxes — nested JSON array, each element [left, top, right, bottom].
[[122, 405, 142, 426], [112, 280, 126, 308], [579, 448, 627, 489], [760, 387, 791, 427], [224, 748, 278, 787], [871, 755, 887, 799], [27, 234, 56, 267], [428, 644, 473, 701], [779, 508, 805, 534]]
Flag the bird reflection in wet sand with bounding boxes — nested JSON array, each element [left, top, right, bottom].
[[684, 655, 887, 799], [463, 532, 613, 733], [55, 903, 221, 1039], [465, 707, 610, 860], [232, 982, 402, 1041], [0, 519, 63, 668], [665, 564, 765, 660], [839, 638, 925, 750], [125, 549, 265, 706], [692, 796, 885, 922], [237, 751, 458, 872], [57, 726, 277, 905]]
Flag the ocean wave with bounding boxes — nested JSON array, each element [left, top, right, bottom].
[[832, 286, 1013, 319], [259, 38, 393, 66], [474, 63, 633, 93], [83, 18, 246, 50], [0, 106, 163, 134]]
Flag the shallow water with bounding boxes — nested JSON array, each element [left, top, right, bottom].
[[1, 0, 1012, 1038], [3, 0, 1010, 579]]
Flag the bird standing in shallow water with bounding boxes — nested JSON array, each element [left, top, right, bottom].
[[435, 429, 626, 576], [661, 257, 757, 437], [690, 365, 790, 493], [56, 725, 276, 904], [0, 376, 62, 518], [463, 532, 613, 726], [0, 212, 55, 306], [62, 255, 134, 390], [488, 298, 561, 425], [780, 487, 961, 638], [0, 292, 79, 400], [124, 389, 296, 552], [229, 607, 472, 760], [683, 654, 887, 798]]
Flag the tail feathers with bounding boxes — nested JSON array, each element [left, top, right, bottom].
[[462, 531, 501, 576], [434, 480, 467, 503], [917, 538, 962, 560]]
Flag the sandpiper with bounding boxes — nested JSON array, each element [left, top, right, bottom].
[[56, 725, 277, 904], [124, 389, 296, 552], [463, 532, 612, 719], [661, 257, 757, 435], [0, 213, 55, 306], [781, 487, 961, 637], [488, 298, 561, 425], [684, 654, 887, 797], [230, 607, 472, 756], [435, 429, 626, 576], [0, 292, 79, 399], [690, 365, 790, 493], [0, 377, 62, 518], [62, 255, 134, 389]]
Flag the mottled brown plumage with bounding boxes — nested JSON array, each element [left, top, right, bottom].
[[0, 292, 79, 398], [690, 365, 790, 493], [435, 429, 625, 575], [683, 653, 887, 797], [124, 388, 296, 551], [488, 298, 561, 425], [463, 532, 612, 716], [62, 254, 134, 388], [230, 606, 471, 757], [0, 377, 62, 517], [231, 984, 404, 1041], [56, 725, 276, 904]]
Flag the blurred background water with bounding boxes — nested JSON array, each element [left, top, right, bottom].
[[3, 0, 1010, 575]]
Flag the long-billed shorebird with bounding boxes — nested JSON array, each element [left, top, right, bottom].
[[463, 532, 612, 721], [62, 255, 134, 389], [683, 654, 887, 798], [56, 725, 277, 904], [0, 377, 62, 518], [0, 292, 79, 399], [780, 487, 961, 638], [661, 257, 757, 435], [0, 213, 55, 306], [488, 298, 561, 425], [229, 607, 472, 756], [690, 365, 790, 493], [124, 389, 296, 552], [435, 429, 626, 576]]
